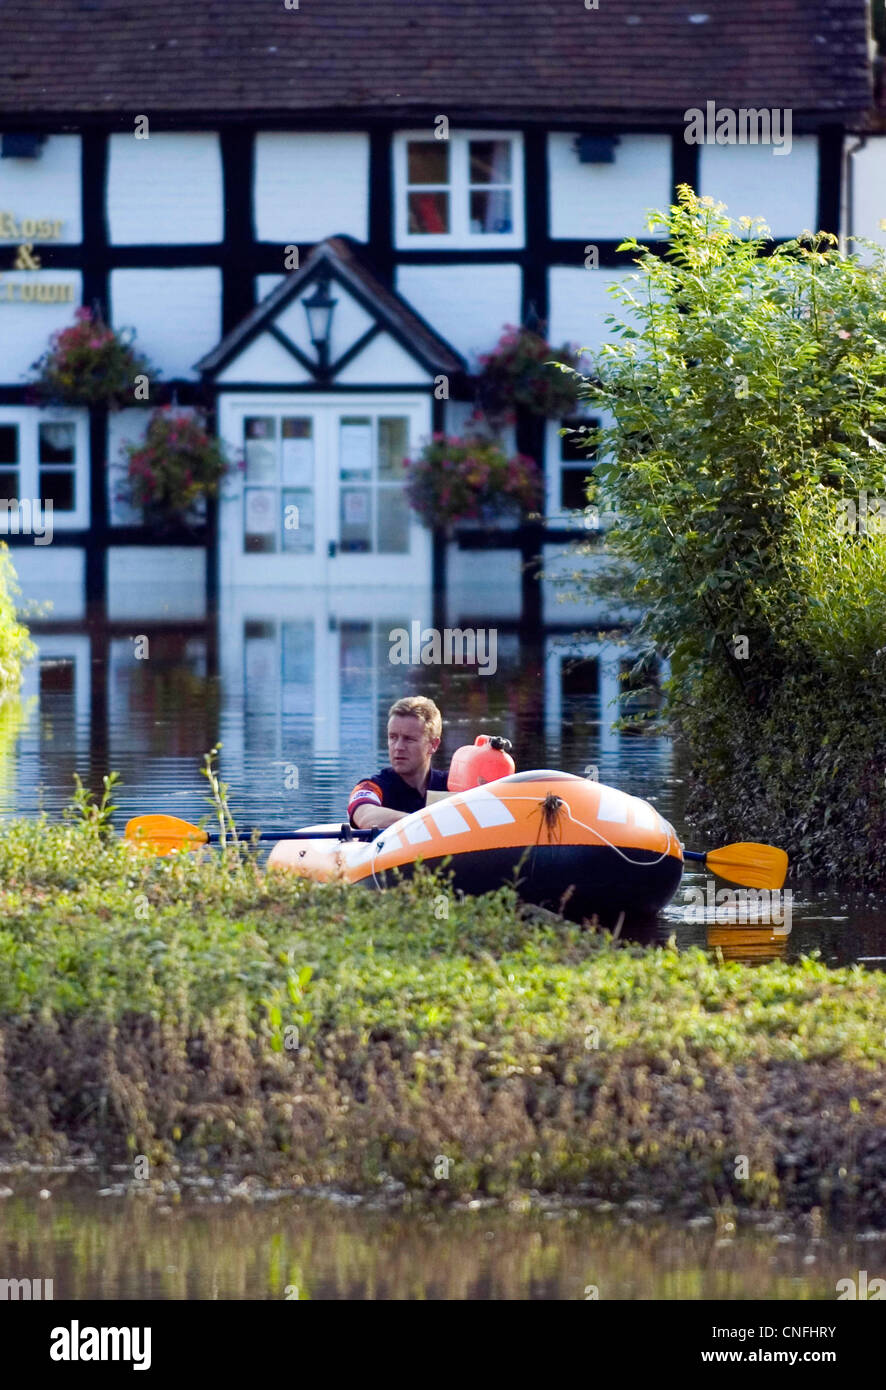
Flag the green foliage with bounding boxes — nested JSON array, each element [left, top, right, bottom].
[[2, 784, 886, 1209], [64, 771, 121, 835], [0, 543, 35, 696], [477, 324, 582, 423], [1, 806, 884, 1059], [31, 306, 155, 409], [570, 187, 886, 881], [405, 432, 541, 527], [123, 408, 229, 516]]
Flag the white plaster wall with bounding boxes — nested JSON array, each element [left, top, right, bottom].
[[548, 134, 672, 240], [254, 133, 369, 243], [847, 136, 886, 261], [109, 268, 222, 379], [547, 267, 633, 354], [106, 407, 160, 525], [0, 276, 82, 383], [335, 333, 430, 385], [107, 547, 206, 620], [257, 275, 285, 301], [216, 333, 313, 385], [0, 135, 82, 241], [698, 137, 818, 236], [396, 264, 521, 364], [9, 545, 85, 619], [107, 132, 223, 245]]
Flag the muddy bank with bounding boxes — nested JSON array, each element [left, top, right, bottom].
[[1, 1017, 884, 1225]]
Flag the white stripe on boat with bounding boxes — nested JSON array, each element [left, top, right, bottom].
[[404, 817, 433, 844], [596, 784, 629, 823], [427, 802, 472, 837], [630, 798, 659, 831], [462, 788, 516, 828]]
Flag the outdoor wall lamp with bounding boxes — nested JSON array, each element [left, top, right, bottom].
[[302, 269, 338, 371]]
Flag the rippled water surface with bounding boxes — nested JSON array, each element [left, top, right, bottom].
[[0, 1176, 882, 1301]]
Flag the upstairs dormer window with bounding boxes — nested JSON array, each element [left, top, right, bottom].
[[394, 131, 524, 250]]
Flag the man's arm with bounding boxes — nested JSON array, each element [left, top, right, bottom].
[[352, 804, 407, 830], [348, 777, 408, 831]]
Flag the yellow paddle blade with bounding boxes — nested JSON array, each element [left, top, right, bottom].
[[704, 842, 788, 891], [125, 814, 209, 857]]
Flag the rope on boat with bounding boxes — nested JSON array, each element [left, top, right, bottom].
[[366, 790, 679, 884]]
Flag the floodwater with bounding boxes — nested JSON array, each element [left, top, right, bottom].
[[1, 604, 885, 1300], [0, 1173, 882, 1301]]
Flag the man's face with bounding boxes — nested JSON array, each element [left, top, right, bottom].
[[388, 714, 439, 779]]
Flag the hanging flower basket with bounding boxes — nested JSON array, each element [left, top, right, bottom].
[[31, 307, 156, 410], [405, 433, 542, 530], [477, 324, 582, 421], [122, 408, 228, 524]]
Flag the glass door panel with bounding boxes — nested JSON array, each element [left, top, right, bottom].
[[242, 413, 317, 556]]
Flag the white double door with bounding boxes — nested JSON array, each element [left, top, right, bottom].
[[218, 393, 432, 587]]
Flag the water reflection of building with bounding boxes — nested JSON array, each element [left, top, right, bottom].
[[6, 601, 673, 821]]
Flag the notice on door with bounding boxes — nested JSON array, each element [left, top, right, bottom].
[[343, 489, 370, 525], [282, 418, 313, 486], [282, 437, 313, 486], [244, 487, 276, 535], [339, 420, 372, 478]]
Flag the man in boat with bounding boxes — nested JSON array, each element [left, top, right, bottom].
[[348, 696, 447, 832]]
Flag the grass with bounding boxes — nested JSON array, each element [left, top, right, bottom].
[[1, 811, 885, 1219]]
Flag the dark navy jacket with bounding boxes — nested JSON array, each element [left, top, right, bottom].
[[347, 767, 448, 825]]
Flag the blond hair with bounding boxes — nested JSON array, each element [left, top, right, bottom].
[[388, 695, 442, 741]]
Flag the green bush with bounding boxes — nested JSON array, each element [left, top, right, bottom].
[[570, 187, 886, 883], [0, 543, 34, 696]]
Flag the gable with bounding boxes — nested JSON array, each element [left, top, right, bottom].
[[196, 238, 464, 387]]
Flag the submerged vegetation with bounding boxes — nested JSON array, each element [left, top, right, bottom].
[[570, 188, 886, 885], [1, 808, 884, 1221]]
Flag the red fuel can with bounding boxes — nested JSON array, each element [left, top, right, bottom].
[[447, 734, 516, 792]]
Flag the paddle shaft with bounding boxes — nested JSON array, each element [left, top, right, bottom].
[[206, 826, 373, 844]]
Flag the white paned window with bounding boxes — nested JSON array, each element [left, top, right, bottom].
[[338, 414, 410, 555], [0, 407, 89, 531], [243, 414, 317, 555], [394, 131, 524, 249]]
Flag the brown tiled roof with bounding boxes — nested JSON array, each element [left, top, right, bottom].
[[196, 237, 465, 377], [0, 0, 872, 121]]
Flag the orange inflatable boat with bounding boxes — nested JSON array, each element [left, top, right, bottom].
[[268, 770, 684, 925]]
